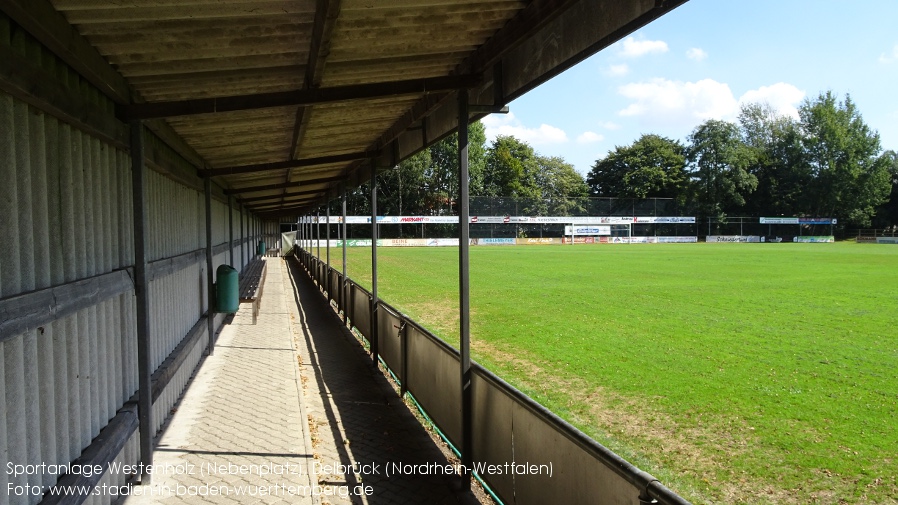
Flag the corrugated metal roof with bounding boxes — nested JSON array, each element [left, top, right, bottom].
[[29, 0, 687, 217]]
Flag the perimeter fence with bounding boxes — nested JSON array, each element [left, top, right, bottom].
[[292, 246, 692, 505], [338, 197, 695, 239]]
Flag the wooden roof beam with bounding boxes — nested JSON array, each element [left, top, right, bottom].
[[285, 0, 343, 211], [198, 150, 378, 177], [289, 0, 342, 160], [225, 175, 345, 195], [116, 74, 481, 121], [247, 196, 318, 211], [238, 188, 325, 204], [255, 205, 314, 217]]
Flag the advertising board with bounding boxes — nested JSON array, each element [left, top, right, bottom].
[[706, 236, 762, 243], [793, 236, 835, 243], [760, 217, 799, 224], [476, 238, 516, 245], [517, 238, 560, 245], [564, 225, 611, 235]]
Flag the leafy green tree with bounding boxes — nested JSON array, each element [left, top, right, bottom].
[[872, 150, 898, 229], [482, 135, 541, 202], [586, 134, 688, 202], [422, 120, 487, 215], [379, 150, 428, 215], [798, 91, 892, 226], [738, 102, 809, 216], [534, 156, 589, 215], [686, 119, 758, 223], [377, 149, 430, 237]]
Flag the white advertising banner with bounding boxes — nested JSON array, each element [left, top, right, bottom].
[[475, 238, 516, 245], [634, 216, 697, 223], [792, 236, 835, 243], [565, 225, 611, 235], [706, 236, 762, 243], [760, 217, 799, 224], [607, 236, 698, 244]]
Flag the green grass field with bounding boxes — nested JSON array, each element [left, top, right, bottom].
[[316, 242, 898, 504]]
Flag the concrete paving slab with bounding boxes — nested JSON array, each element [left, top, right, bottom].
[[120, 257, 488, 505], [122, 258, 315, 505]]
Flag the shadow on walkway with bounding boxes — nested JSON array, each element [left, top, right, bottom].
[[284, 256, 486, 505]]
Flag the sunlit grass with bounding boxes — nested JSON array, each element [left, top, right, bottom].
[[316, 242, 898, 503]]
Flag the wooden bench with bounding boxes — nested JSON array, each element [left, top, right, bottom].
[[238, 258, 267, 324]]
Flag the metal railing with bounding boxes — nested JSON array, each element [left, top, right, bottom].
[[853, 228, 898, 238], [295, 247, 691, 505]]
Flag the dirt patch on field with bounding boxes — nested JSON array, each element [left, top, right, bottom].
[[470, 339, 808, 505], [406, 298, 460, 333]]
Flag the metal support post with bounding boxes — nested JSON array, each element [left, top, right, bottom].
[[342, 184, 348, 317], [316, 210, 321, 260], [228, 195, 234, 266], [130, 119, 154, 481], [204, 178, 215, 356], [457, 89, 473, 489], [326, 202, 331, 297], [240, 205, 245, 267], [370, 162, 379, 367]]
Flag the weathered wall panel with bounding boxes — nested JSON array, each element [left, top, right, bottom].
[[0, 88, 255, 505], [0, 16, 273, 504], [1, 94, 19, 298]]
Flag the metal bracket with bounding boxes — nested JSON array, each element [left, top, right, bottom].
[[469, 105, 509, 114]]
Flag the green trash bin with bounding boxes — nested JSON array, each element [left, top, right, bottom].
[[215, 265, 239, 313], [257, 240, 266, 256]]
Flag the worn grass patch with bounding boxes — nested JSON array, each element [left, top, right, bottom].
[[320, 242, 898, 504]]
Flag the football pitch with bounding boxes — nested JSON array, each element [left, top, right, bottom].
[[320, 242, 898, 504]]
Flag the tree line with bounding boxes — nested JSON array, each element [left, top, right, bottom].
[[339, 121, 590, 236], [335, 91, 897, 234], [589, 91, 897, 230]]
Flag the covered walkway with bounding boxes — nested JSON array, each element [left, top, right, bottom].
[[123, 257, 482, 505]]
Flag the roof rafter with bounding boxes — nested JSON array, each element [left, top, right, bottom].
[[237, 188, 325, 204], [116, 74, 481, 121], [199, 150, 378, 177], [354, 0, 580, 179], [283, 0, 343, 215], [225, 175, 345, 196], [247, 196, 319, 211]]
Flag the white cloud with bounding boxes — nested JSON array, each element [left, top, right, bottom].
[[481, 112, 569, 145], [616, 78, 805, 129], [605, 63, 630, 76], [879, 44, 898, 63], [618, 36, 669, 58], [686, 47, 708, 61], [577, 131, 604, 144], [737, 82, 805, 119], [618, 78, 737, 124], [600, 121, 621, 130]]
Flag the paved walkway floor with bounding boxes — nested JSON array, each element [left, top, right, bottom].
[[122, 257, 485, 505]]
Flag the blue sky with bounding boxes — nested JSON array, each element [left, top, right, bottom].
[[482, 0, 898, 175]]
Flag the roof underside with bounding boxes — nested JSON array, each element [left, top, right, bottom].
[[6, 0, 687, 217]]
